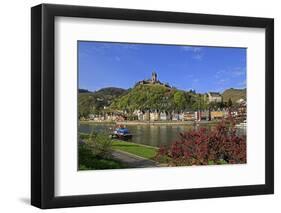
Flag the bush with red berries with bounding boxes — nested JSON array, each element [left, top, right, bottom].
[[155, 118, 246, 166]]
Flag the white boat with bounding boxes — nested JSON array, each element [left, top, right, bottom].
[[235, 120, 247, 128]]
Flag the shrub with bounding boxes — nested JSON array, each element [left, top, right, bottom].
[[85, 131, 113, 158], [155, 118, 246, 166], [78, 143, 124, 170], [78, 132, 125, 170], [79, 132, 90, 140]]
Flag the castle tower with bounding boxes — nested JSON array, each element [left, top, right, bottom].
[[151, 72, 157, 83]]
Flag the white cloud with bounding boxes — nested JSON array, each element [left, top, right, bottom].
[[181, 46, 202, 52], [193, 54, 203, 60], [231, 67, 246, 76], [218, 78, 229, 84], [215, 67, 246, 79], [181, 46, 204, 60]]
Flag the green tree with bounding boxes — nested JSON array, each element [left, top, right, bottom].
[[173, 91, 187, 111], [111, 84, 201, 113], [228, 98, 233, 107]]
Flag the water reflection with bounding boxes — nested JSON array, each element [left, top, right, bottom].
[[79, 123, 246, 147]]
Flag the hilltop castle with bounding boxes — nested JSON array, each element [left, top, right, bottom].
[[135, 72, 171, 88]]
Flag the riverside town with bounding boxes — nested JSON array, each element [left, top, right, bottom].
[[80, 72, 246, 125]]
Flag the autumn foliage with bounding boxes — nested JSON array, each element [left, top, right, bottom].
[[155, 118, 246, 166]]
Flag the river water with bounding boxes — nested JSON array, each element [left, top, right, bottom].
[[79, 123, 246, 148]]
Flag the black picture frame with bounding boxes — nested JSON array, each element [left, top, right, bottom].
[[31, 3, 274, 209]]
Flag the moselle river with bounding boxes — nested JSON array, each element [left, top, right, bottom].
[[79, 123, 246, 148]]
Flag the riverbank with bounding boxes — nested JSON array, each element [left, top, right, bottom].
[[79, 132, 160, 169], [111, 150, 159, 168], [80, 120, 115, 125], [80, 120, 219, 125], [112, 140, 158, 159], [79, 133, 159, 159]]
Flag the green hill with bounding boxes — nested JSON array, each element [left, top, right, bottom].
[[222, 88, 246, 103], [79, 88, 91, 93], [78, 87, 127, 117], [110, 84, 197, 112], [78, 85, 246, 118], [93, 87, 128, 97]]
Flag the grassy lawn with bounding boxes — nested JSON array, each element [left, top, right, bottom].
[[111, 140, 158, 159], [79, 141, 126, 170], [79, 132, 158, 160], [79, 156, 126, 170], [79, 120, 115, 125]]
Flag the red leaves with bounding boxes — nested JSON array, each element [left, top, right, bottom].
[[155, 118, 246, 166]]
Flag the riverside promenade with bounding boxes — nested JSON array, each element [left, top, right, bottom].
[[111, 150, 159, 168], [80, 120, 219, 126]]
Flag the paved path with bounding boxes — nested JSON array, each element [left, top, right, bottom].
[[111, 150, 159, 168]]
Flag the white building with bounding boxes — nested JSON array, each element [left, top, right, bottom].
[[150, 111, 160, 121], [160, 112, 168, 120], [207, 92, 222, 103]]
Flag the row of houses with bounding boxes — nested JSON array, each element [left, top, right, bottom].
[[84, 86, 246, 121], [131, 109, 243, 121], [87, 110, 227, 122], [87, 107, 245, 122]]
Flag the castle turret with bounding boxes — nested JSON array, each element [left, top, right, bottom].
[[152, 72, 157, 83], [134, 71, 171, 88]]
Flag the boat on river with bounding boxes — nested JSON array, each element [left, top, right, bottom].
[[235, 120, 247, 128], [110, 127, 133, 140]]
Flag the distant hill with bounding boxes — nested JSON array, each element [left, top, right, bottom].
[[78, 87, 127, 117], [94, 87, 127, 97], [222, 88, 246, 103], [79, 88, 91, 93]]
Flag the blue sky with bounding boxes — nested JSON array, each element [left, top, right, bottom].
[[78, 41, 246, 93]]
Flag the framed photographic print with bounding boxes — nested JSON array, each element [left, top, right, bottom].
[[31, 4, 274, 209]]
